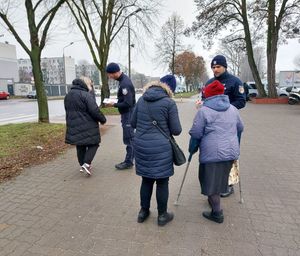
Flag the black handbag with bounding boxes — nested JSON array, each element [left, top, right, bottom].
[[145, 101, 186, 166]]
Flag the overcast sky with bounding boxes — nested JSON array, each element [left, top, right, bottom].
[[1, 0, 300, 78]]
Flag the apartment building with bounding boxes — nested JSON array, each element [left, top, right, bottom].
[[0, 42, 19, 94]]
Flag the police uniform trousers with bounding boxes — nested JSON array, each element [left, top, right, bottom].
[[121, 110, 134, 164]]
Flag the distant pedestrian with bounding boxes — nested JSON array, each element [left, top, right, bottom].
[[64, 76, 106, 175], [105, 62, 136, 170], [243, 82, 249, 101], [189, 80, 244, 223], [203, 55, 246, 197], [89, 79, 96, 100], [131, 75, 182, 226]]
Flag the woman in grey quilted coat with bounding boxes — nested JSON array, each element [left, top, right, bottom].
[[189, 80, 244, 223]]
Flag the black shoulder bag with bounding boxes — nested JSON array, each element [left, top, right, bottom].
[[145, 100, 186, 166]]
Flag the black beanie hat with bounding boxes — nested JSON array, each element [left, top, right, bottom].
[[160, 74, 176, 92], [106, 62, 120, 73], [211, 55, 227, 68]]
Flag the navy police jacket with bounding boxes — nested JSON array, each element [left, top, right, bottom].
[[205, 71, 246, 109], [114, 73, 136, 114]]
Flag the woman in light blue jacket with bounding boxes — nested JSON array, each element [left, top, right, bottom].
[[189, 80, 244, 223]]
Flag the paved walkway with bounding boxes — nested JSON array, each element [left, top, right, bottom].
[[0, 99, 300, 256]]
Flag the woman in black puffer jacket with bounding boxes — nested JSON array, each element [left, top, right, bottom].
[[64, 77, 106, 175], [131, 75, 182, 226]]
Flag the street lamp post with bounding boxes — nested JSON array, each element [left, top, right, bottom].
[[128, 19, 134, 79], [63, 42, 74, 85], [128, 8, 142, 79]]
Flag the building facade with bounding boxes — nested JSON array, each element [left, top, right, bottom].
[[18, 56, 76, 85], [18, 56, 76, 96], [0, 42, 19, 94], [75, 63, 101, 85]]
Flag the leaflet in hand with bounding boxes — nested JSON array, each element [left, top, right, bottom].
[[103, 98, 117, 104]]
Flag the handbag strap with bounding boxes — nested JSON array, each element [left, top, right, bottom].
[[144, 99, 171, 141]]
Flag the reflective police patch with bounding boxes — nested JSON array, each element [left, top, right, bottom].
[[239, 85, 245, 94], [122, 88, 128, 95]]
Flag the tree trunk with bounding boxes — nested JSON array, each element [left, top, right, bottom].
[[171, 26, 176, 74], [171, 52, 175, 75], [266, 0, 278, 98], [100, 68, 110, 106], [99, 44, 110, 106], [30, 47, 49, 123], [241, 0, 266, 97]]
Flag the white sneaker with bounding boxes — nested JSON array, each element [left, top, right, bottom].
[[81, 163, 92, 175]]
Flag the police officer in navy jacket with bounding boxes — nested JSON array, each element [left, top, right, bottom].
[[106, 63, 136, 170], [205, 55, 246, 109], [203, 55, 246, 197]]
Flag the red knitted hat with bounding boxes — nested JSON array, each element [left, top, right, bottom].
[[203, 80, 225, 98]]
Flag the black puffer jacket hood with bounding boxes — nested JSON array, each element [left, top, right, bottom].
[[143, 86, 169, 102], [71, 78, 89, 91]]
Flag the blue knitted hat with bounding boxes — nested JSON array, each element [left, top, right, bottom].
[[211, 55, 227, 68], [160, 74, 176, 92], [106, 62, 120, 73]]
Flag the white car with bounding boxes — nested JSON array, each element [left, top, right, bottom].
[[245, 82, 289, 98], [27, 90, 37, 99], [94, 89, 101, 96], [277, 87, 289, 97]]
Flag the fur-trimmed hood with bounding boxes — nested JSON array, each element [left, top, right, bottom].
[[142, 81, 173, 102]]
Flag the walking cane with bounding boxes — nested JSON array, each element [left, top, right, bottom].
[[238, 161, 244, 204], [239, 177, 244, 204], [174, 153, 193, 206]]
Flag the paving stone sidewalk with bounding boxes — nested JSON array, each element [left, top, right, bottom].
[[0, 99, 300, 256]]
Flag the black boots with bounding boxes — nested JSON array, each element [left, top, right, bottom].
[[157, 212, 174, 226], [202, 210, 224, 223], [137, 209, 174, 226], [220, 185, 234, 198], [115, 162, 133, 170], [137, 208, 150, 223]]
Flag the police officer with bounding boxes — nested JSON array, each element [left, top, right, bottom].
[[204, 55, 246, 197], [105, 62, 136, 170]]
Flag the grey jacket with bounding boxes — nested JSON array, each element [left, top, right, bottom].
[[189, 95, 244, 163]]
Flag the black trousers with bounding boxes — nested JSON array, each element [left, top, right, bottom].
[[140, 177, 169, 215], [121, 112, 134, 164], [76, 144, 99, 166]]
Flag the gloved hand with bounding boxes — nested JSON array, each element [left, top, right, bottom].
[[189, 137, 200, 155]]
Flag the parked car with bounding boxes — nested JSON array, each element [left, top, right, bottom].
[[277, 87, 289, 97], [175, 86, 186, 93], [94, 89, 101, 96], [0, 91, 10, 100], [244, 82, 289, 99], [244, 82, 257, 100], [27, 90, 37, 99]]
